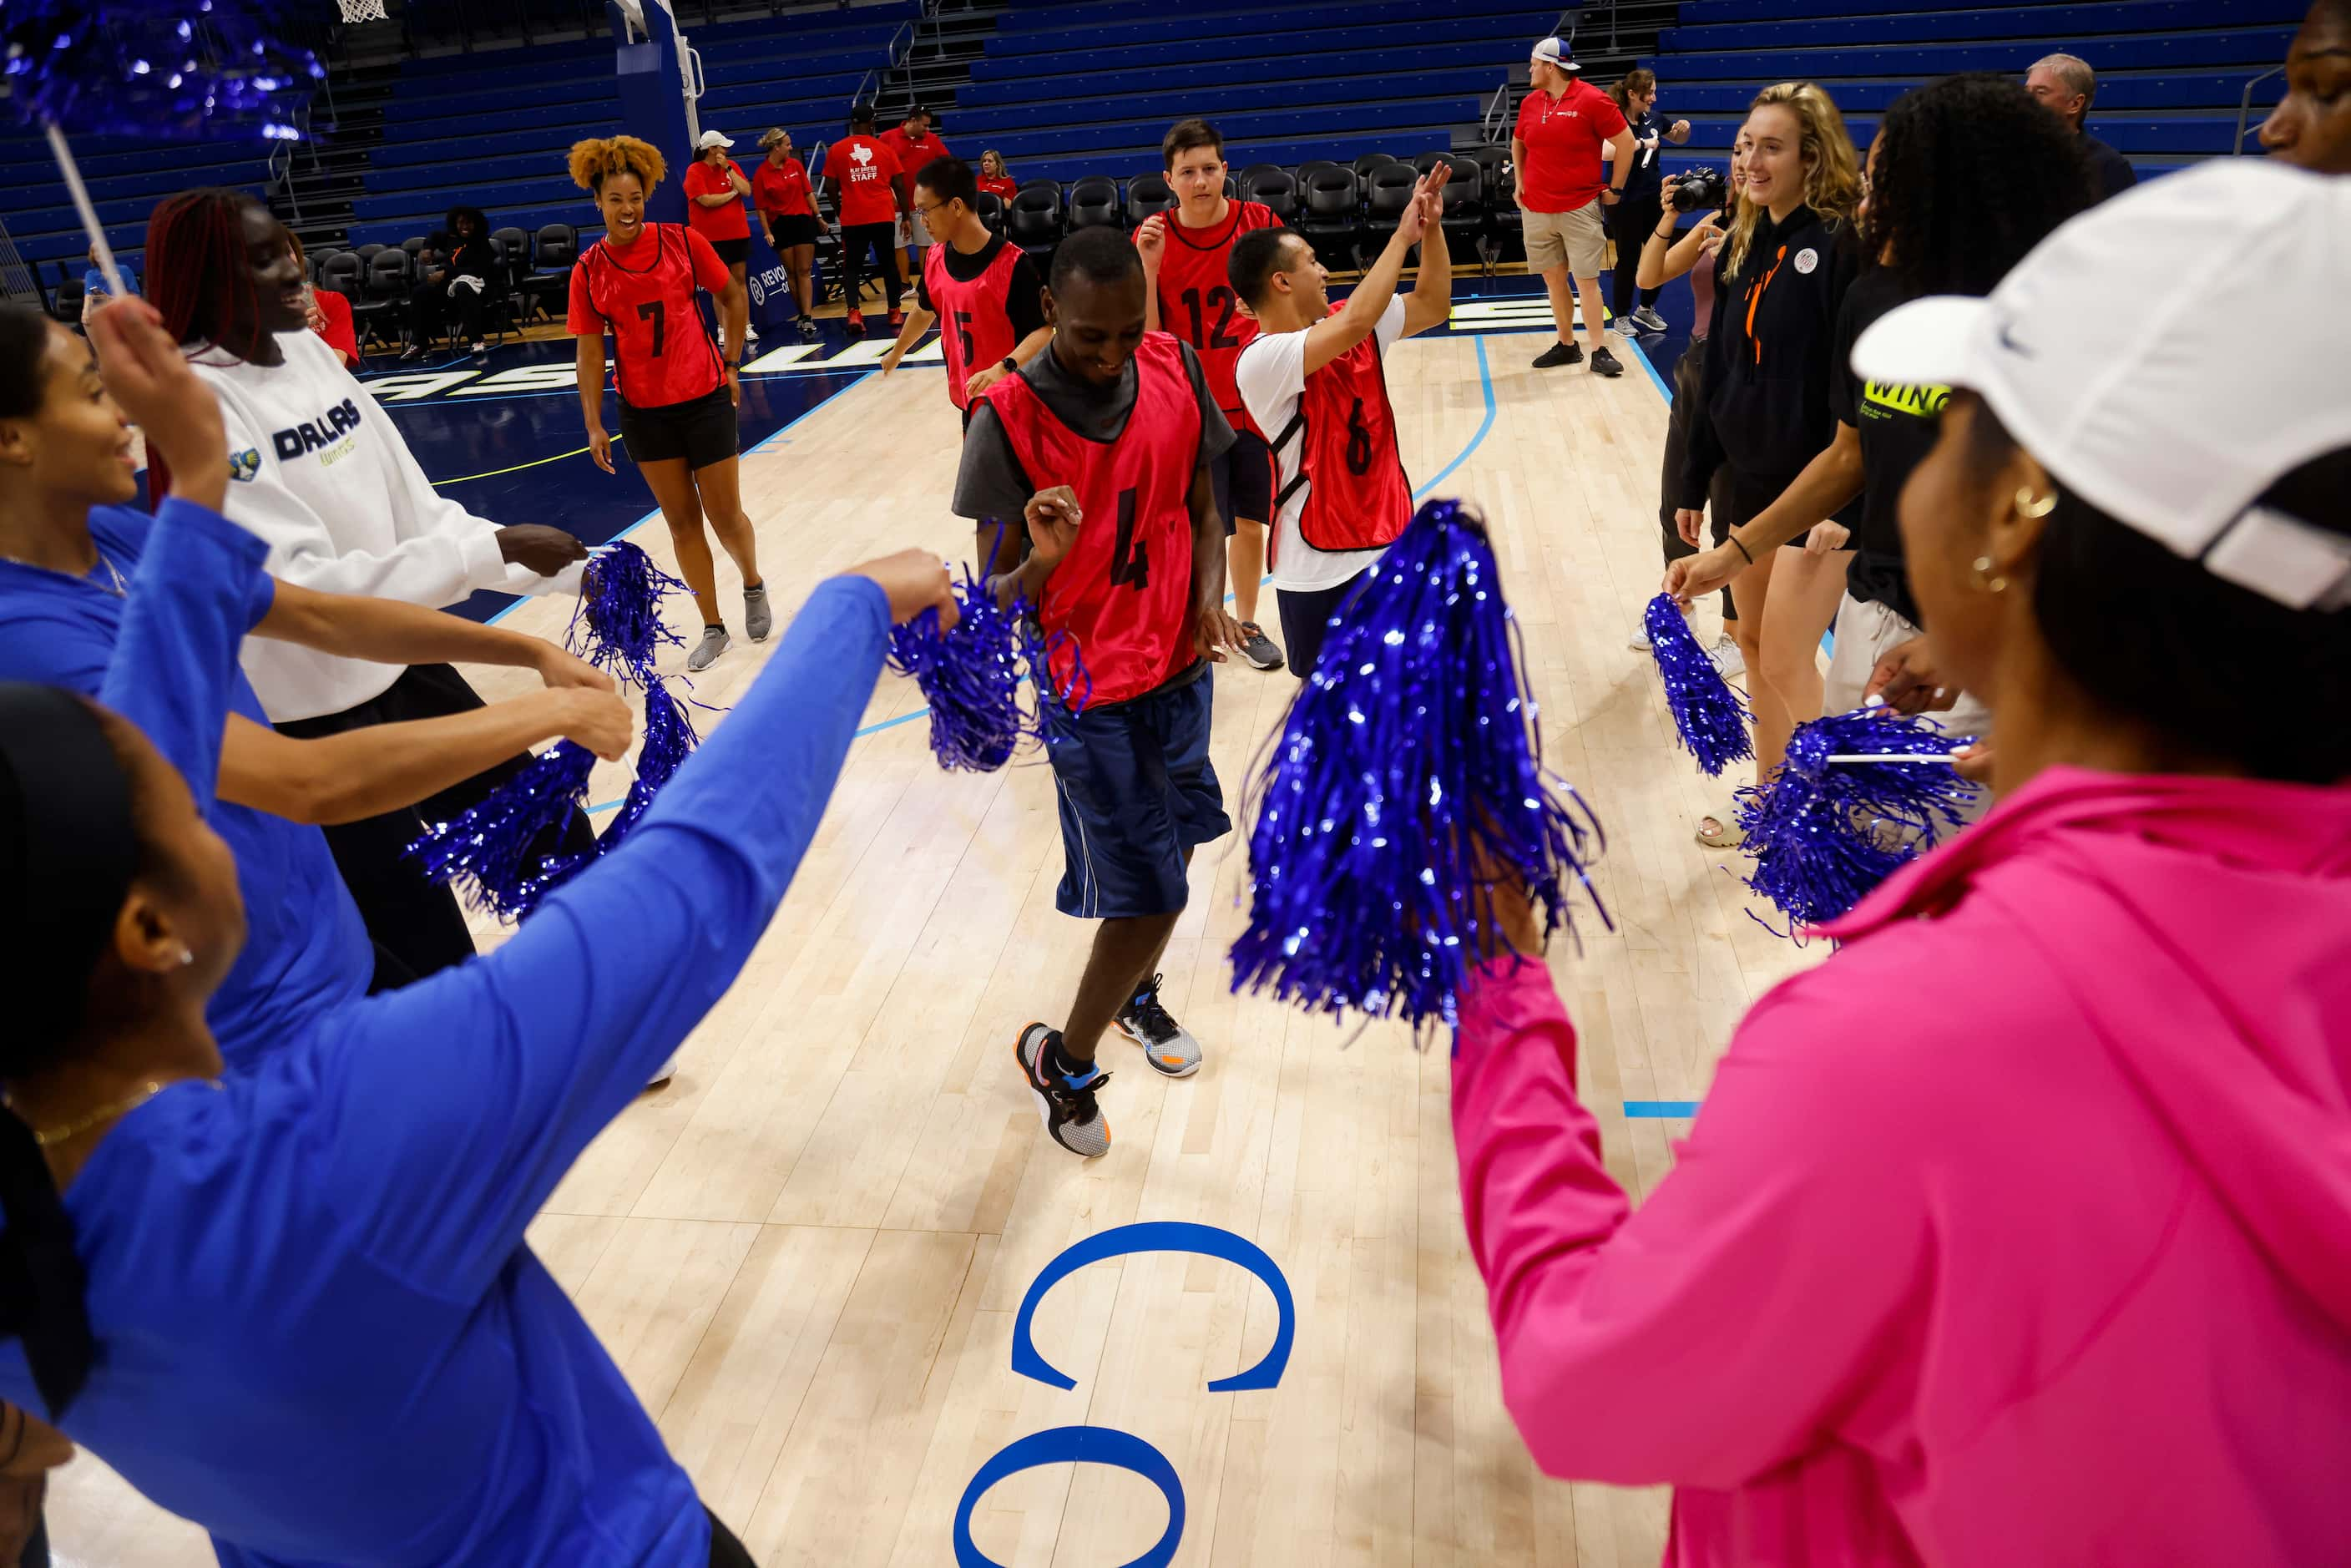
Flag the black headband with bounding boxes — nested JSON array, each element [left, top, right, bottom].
[[0, 682, 139, 1060]]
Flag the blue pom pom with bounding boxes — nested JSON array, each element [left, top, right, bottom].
[[887, 568, 1029, 773], [1644, 594, 1752, 776], [596, 680, 700, 852], [4, 1, 324, 141], [1230, 499, 1610, 1033], [1736, 707, 1983, 932], [567, 542, 690, 688], [406, 741, 598, 923]]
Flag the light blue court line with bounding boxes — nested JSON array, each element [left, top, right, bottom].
[[1629, 337, 1677, 406], [1623, 1100, 1702, 1118], [1413, 334, 1495, 501]]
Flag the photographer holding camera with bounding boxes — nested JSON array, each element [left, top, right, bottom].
[[1625, 149, 1741, 665], [1605, 70, 1691, 335]]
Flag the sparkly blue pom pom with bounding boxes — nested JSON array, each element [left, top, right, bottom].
[[567, 542, 690, 688], [406, 741, 597, 923], [1737, 707, 1982, 932], [1230, 499, 1610, 1034], [887, 568, 1030, 773], [596, 680, 700, 853], [4, 1, 325, 141], [1644, 594, 1752, 776]]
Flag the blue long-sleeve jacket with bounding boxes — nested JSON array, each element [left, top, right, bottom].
[[0, 501, 891, 1564]]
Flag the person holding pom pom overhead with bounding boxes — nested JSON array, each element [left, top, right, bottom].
[[953, 226, 1246, 1157], [1448, 163, 2351, 1566]]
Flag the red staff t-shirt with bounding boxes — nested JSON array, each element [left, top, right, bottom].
[[567, 223, 732, 409], [817, 135, 902, 227], [879, 127, 951, 200], [681, 156, 751, 242], [751, 157, 813, 219], [977, 174, 1018, 200], [1514, 79, 1628, 213]]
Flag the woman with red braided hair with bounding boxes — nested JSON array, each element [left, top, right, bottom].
[[567, 134, 768, 674], [144, 188, 599, 986]]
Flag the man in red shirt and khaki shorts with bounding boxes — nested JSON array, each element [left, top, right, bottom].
[[1513, 35, 1635, 377]]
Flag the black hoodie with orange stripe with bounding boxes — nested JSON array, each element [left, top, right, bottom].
[[1676, 202, 1863, 510]]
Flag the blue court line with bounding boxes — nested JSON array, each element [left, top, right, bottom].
[[1412, 334, 1495, 501], [1624, 1100, 1702, 1118], [1629, 338, 1677, 406]]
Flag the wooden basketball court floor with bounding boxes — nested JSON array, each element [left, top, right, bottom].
[[51, 331, 1824, 1567]]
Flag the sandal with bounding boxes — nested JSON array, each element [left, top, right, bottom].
[[1695, 795, 1745, 849]]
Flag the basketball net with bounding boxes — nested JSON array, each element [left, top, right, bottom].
[[336, 0, 388, 22]]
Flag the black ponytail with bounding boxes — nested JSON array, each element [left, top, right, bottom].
[[0, 302, 56, 422], [0, 683, 142, 1418]]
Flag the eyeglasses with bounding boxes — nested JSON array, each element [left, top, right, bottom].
[[914, 200, 953, 223]]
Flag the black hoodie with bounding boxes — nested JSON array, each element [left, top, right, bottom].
[[1678, 202, 1861, 509]]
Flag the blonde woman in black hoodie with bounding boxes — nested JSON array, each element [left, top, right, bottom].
[[1676, 82, 1863, 845]]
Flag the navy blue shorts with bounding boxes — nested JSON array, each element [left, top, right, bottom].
[[1040, 669, 1231, 918]]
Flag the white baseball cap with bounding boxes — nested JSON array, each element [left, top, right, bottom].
[[1530, 36, 1580, 72], [1853, 160, 2351, 611], [695, 129, 734, 150]]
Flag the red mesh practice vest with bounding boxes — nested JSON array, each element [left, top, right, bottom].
[[985, 333, 1205, 706], [923, 241, 1024, 411], [1269, 304, 1414, 552], [579, 225, 724, 410], [1148, 200, 1281, 435]]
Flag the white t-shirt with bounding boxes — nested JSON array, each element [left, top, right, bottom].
[[189, 330, 579, 721], [1234, 296, 1410, 593]]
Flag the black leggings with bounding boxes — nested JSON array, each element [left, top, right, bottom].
[[707, 1505, 755, 1565], [836, 221, 902, 312], [276, 662, 598, 984], [1659, 334, 1736, 621], [1609, 189, 1665, 318], [408, 278, 488, 346]]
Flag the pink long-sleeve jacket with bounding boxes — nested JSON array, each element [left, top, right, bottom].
[[1453, 766, 2351, 1565]]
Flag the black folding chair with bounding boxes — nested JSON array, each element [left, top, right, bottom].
[[1066, 174, 1122, 233], [1125, 172, 1176, 227]]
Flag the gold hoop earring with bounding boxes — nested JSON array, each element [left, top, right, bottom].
[[2014, 487, 2056, 519], [1971, 556, 2010, 594]]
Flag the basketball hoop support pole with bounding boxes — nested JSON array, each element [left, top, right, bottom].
[[608, 0, 695, 227]]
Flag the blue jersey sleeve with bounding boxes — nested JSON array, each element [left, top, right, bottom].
[[314, 574, 891, 1296], [96, 498, 272, 817]]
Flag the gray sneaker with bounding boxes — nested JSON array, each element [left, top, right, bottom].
[[743, 584, 772, 642], [1236, 621, 1283, 671], [1115, 973, 1203, 1078], [685, 625, 731, 672], [1633, 306, 1669, 332]]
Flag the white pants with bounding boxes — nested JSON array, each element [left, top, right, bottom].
[[1822, 590, 1995, 823]]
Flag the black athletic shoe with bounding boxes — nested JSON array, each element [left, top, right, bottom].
[[1015, 1023, 1111, 1157], [1532, 340, 1584, 369], [1590, 346, 1625, 378]]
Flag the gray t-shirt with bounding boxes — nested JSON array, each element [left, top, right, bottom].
[[951, 336, 1235, 524]]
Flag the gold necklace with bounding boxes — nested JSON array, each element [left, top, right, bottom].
[[21, 1080, 166, 1147], [0, 548, 125, 596]]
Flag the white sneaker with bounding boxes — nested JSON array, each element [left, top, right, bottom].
[[744, 322, 759, 341], [1629, 626, 1654, 651], [1710, 635, 1745, 679], [646, 1055, 678, 1088]]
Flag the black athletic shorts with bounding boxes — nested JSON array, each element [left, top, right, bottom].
[[619, 386, 738, 469], [707, 236, 751, 268], [1208, 427, 1274, 536], [766, 214, 820, 248]]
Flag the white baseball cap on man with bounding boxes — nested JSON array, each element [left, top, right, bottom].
[[1529, 37, 1580, 73], [1853, 159, 2351, 612], [695, 129, 734, 150]]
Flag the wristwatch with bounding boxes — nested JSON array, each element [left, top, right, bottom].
[[1001, 357, 1017, 374]]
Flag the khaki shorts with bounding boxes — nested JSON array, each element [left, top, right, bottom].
[[1523, 201, 1608, 275]]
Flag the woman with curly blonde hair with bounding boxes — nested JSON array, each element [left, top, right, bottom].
[[1671, 82, 1865, 845], [566, 134, 767, 672]]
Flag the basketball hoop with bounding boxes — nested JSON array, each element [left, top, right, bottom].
[[336, 0, 388, 23]]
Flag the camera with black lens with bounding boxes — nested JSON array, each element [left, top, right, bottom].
[[1671, 165, 1727, 212]]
